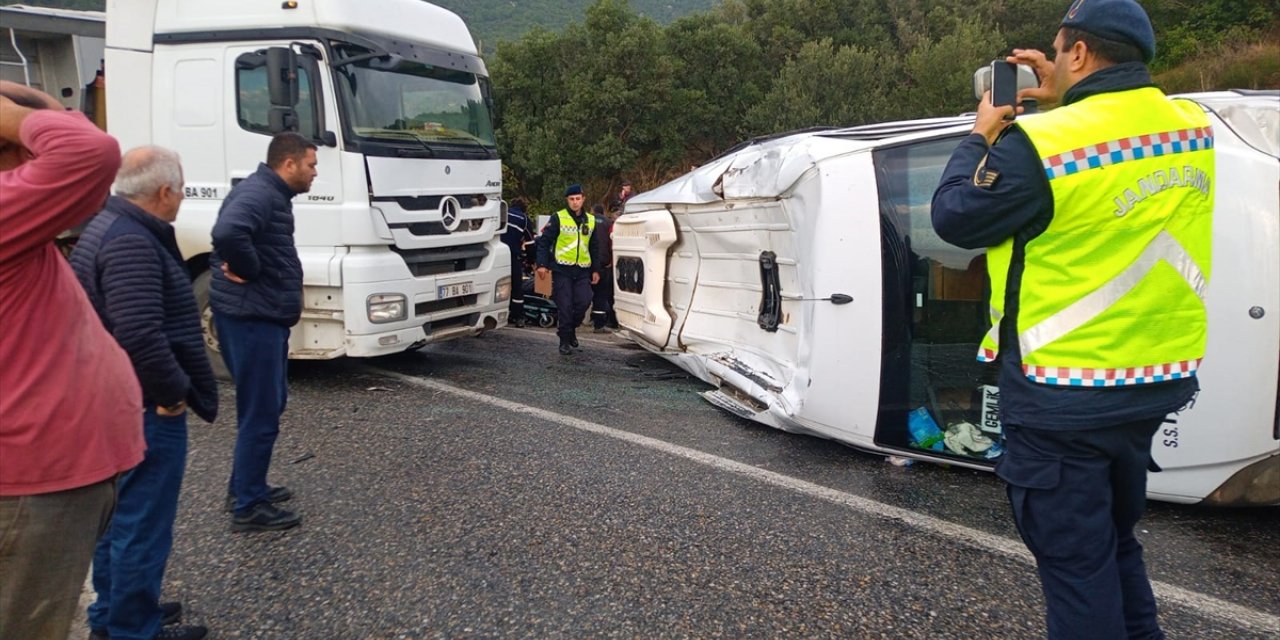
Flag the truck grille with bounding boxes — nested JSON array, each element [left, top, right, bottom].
[[392, 244, 488, 277], [392, 219, 486, 236], [426, 313, 478, 333], [415, 295, 478, 317], [374, 195, 485, 211]]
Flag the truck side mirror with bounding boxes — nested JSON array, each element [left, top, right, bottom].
[[266, 47, 299, 132]]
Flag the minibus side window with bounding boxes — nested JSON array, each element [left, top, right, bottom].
[[872, 138, 1002, 460]]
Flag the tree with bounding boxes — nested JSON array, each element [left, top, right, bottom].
[[492, 0, 681, 207], [746, 38, 894, 132], [900, 18, 1008, 118], [665, 14, 770, 158]]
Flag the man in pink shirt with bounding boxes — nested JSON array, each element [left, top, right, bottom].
[[0, 81, 145, 639]]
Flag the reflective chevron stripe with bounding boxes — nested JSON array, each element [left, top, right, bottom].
[[1018, 231, 1207, 358], [1042, 126, 1214, 180], [1024, 359, 1201, 387]]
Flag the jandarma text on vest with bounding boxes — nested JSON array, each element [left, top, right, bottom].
[[1112, 165, 1211, 217]]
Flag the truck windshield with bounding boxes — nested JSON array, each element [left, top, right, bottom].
[[333, 46, 496, 156]]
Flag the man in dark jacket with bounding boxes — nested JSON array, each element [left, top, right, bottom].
[[609, 179, 633, 215], [211, 132, 316, 532], [71, 146, 217, 640], [536, 184, 603, 356]]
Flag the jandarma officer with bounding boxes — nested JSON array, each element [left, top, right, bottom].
[[535, 184, 604, 356], [930, 1, 1213, 639]]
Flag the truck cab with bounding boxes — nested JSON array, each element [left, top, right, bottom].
[[105, 0, 511, 364]]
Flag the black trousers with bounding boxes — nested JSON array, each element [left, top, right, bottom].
[[591, 267, 616, 328], [508, 249, 524, 320], [997, 418, 1165, 640], [552, 271, 592, 342]]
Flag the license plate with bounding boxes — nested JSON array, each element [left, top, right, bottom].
[[438, 282, 474, 299]]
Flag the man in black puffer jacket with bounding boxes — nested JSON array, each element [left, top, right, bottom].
[[71, 145, 217, 640], [210, 132, 316, 533]]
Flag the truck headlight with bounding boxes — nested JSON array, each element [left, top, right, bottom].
[[367, 293, 407, 324], [495, 276, 512, 303]]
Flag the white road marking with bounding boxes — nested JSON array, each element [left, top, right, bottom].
[[507, 326, 621, 347], [376, 369, 1280, 635]]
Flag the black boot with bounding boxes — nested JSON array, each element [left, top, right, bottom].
[[231, 502, 301, 532], [153, 625, 208, 640], [224, 485, 292, 513], [89, 602, 183, 639]]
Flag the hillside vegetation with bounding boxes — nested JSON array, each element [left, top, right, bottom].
[[493, 0, 1280, 208], [2, 0, 716, 43], [8, 0, 1276, 210], [432, 0, 716, 46]]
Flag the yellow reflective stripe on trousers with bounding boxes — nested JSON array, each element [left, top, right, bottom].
[[1018, 230, 1207, 357]]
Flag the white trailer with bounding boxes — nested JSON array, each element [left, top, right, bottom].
[[102, 0, 512, 367], [613, 91, 1279, 506], [0, 5, 106, 123]]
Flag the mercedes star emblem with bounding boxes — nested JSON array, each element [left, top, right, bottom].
[[440, 196, 461, 232]]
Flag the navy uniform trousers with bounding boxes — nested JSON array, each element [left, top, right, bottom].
[[508, 246, 525, 322], [552, 269, 592, 343], [590, 266, 615, 329], [998, 418, 1165, 640]]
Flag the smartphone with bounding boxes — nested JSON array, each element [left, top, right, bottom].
[[990, 60, 1018, 109]]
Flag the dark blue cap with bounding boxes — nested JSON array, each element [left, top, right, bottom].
[[1061, 0, 1156, 63], [564, 183, 583, 197]]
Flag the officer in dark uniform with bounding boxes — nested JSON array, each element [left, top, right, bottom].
[[589, 204, 617, 332], [501, 198, 534, 327], [535, 184, 603, 355], [931, 1, 1214, 638]]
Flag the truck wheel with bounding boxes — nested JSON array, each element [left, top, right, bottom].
[[192, 270, 232, 381]]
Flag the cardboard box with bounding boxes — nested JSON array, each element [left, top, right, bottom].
[[534, 270, 553, 297]]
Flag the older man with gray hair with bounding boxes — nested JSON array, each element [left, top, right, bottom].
[[71, 146, 218, 640]]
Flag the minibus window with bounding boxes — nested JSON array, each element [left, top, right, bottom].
[[872, 138, 1002, 461]]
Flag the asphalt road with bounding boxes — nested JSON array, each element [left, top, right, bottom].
[[70, 325, 1279, 639]]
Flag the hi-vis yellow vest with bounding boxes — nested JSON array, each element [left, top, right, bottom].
[[981, 87, 1214, 387], [553, 209, 594, 267]]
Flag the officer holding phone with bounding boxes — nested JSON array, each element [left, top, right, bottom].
[[930, 1, 1215, 639]]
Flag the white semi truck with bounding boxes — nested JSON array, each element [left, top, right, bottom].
[[614, 90, 1279, 507], [81, 0, 511, 366]]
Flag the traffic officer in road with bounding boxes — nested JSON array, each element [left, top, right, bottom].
[[930, 1, 1214, 638], [535, 184, 604, 355]]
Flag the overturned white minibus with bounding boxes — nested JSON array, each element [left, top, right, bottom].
[[613, 91, 1279, 506]]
